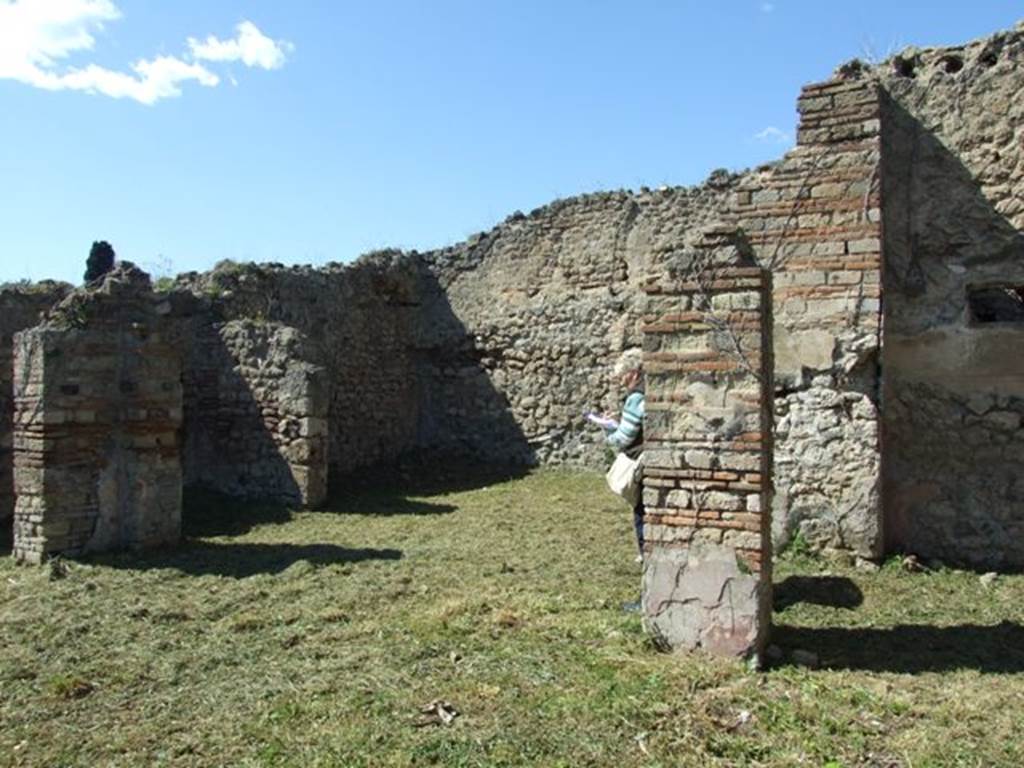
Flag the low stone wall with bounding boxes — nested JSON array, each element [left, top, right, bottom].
[[640, 227, 773, 658], [12, 267, 181, 563]]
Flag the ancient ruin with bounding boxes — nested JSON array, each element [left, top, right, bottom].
[[640, 227, 774, 655], [2, 24, 1023, 658]]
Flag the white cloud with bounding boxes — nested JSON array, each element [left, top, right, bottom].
[[39, 56, 220, 105], [0, 1, 290, 104], [753, 126, 791, 144], [188, 21, 293, 70], [0, 0, 118, 79]]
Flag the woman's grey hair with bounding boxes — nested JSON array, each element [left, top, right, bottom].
[[612, 348, 644, 378]]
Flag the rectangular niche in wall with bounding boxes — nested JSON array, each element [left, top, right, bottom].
[[966, 284, 1024, 324]]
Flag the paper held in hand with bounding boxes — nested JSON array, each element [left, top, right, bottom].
[[585, 412, 618, 430]]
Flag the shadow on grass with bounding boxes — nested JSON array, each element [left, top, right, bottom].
[[93, 541, 403, 578], [321, 489, 458, 517], [772, 621, 1024, 673], [333, 459, 530, 499], [774, 575, 864, 611], [183, 486, 294, 537], [323, 461, 531, 516]]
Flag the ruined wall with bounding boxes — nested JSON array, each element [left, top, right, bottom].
[[171, 255, 427, 494], [733, 77, 884, 558], [3, 22, 1015, 571], [415, 82, 886, 562], [11, 267, 181, 563], [174, 185, 737, 483], [639, 227, 773, 657], [0, 283, 71, 545], [878, 27, 1024, 569], [182, 317, 328, 507], [420, 183, 737, 466]]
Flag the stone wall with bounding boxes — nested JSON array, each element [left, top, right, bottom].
[[149, 131, 881, 567], [877, 26, 1024, 569], [11, 266, 181, 563], [173, 255, 429, 487], [639, 227, 773, 657], [732, 77, 884, 559], [170, 186, 738, 479], [0, 282, 71, 545], [182, 317, 328, 508], [420, 183, 737, 466]]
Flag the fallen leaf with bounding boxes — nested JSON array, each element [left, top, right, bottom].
[[414, 699, 459, 727]]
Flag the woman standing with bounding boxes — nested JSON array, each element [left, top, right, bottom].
[[604, 349, 645, 558]]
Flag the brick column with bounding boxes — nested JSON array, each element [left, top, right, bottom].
[[1, 288, 69, 546], [640, 226, 773, 659], [12, 267, 182, 563]]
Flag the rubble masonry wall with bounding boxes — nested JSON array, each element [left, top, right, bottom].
[[182, 318, 328, 508], [7, 24, 1022, 570], [878, 30, 1024, 569]]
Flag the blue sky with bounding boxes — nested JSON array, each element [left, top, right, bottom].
[[1, 1, 1020, 285]]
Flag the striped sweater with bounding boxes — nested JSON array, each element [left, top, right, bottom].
[[606, 391, 644, 453]]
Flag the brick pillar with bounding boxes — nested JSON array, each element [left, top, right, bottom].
[[12, 267, 182, 563], [640, 226, 773, 659], [1, 288, 69, 546]]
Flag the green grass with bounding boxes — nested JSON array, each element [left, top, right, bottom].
[[2, 469, 1023, 767]]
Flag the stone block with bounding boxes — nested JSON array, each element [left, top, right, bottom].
[[683, 449, 714, 470], [699, 491, 743, 511], [846, 237, 881, 254], [774, 327, 836, 380], [642, 487, 662, 507], [642, 542, 769, 658], [664, 489, 691, 509]]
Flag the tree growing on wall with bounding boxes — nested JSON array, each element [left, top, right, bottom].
[[84, 241, 116, 283]]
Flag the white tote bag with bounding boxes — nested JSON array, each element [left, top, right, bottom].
[[605, 452, 642, 507]]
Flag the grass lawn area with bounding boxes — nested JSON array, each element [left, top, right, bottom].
[[2, 469, 1023, 767]]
